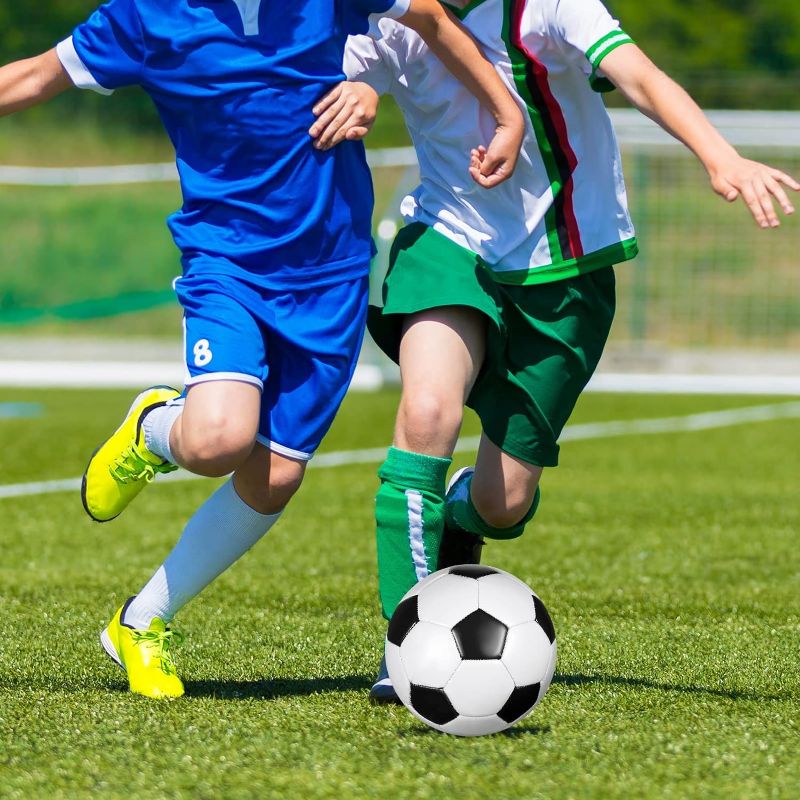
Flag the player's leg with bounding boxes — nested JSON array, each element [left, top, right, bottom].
[[96, 279, 278, 697], [443, 436, 542, 560], [82, 281, 266, 523], [368, 306, 486, 704], [376, 305, 486, 617], [104, 276, 367, 699], [369, 225, 500, 624], [368, 225, 502, 702], [104, 443, 305, 699], [446, 266, 618, 554]]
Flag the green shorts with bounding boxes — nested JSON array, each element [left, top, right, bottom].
[[368, 223, 616, 467]]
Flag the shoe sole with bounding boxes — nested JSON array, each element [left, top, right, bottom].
[[81, 386, 178, 523], [100, 627, 124, 671]]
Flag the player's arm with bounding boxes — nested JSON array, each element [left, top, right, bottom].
[[399, 0, 524, 188], [599, 44, 799, 228], [0, 49, 73, 117]]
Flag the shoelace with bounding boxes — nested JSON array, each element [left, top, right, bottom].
[[130, 628, 185, 677], [109, 443, 177, 485]]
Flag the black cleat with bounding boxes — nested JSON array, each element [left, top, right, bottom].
[[438, 467, 484, 570]]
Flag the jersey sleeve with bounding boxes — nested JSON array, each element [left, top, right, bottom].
[[343, 35, 393, 96], [546, 0, 634, 92], [355, 0, 411, 19], [56, 0, 146, 95], [344, 0, 410, 37]]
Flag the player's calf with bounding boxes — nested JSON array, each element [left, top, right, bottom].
[[233, 445, 307, 516], [470, 476, 540, 531], [446, 464, 541, 545]]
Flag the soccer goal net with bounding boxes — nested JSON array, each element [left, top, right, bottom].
[[1, 110, 798, 374], [369, 110, 800, 362]]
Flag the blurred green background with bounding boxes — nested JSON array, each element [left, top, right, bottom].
[[0, 2, 798, 346]]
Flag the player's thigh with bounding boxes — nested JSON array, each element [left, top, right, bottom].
[[259, 276, 369, 461], [175, 275, 268, 455], [470, 267, 616, 468], [399, 306, 487, 408], [472, 434, 543, 518], [178, 276, 268, 389]]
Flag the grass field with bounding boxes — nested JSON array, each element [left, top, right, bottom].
[[1, 387, 799, 799]]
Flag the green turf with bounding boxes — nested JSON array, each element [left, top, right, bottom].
[[0, 388, 798, 799]]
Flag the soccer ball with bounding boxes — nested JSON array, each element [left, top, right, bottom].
[[385, 565, 557, 737]]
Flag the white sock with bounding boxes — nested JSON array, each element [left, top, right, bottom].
[[123, 479, 280, 629], [142, 399, 184, 463]]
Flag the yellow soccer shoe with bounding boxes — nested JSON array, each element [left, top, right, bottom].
[[82, 386, 180, 522], [101, 601, 185, 699]]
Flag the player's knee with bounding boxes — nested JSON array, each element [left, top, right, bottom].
[[179, 415, 256, 476], [399, 390, 463, 450]]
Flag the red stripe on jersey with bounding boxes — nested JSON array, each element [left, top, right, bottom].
[[511, 0, 584, 259]]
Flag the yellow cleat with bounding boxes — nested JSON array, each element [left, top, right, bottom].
[[82, 386, 180, 522], [101, 600, 185, 699]]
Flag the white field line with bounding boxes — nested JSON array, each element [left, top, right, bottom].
[[0, 361, 384, 391], [587, 372, 800, 396], [1, 401, 798, 502], [0, 148, 418, 187], [2, 363, 800, 395]]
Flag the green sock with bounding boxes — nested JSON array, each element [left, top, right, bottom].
[[375, 447, 452, 620], [447, 473, 541, 541]]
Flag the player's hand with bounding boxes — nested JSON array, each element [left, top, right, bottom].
[[708, 155, 799, 228], [468, 119, 523, 189], [309, 81, 380, 151]]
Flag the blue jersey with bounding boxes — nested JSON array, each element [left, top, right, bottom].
[[57, 0, 410, 288]]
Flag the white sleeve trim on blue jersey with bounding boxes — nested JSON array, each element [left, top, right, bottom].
[[368, 0, 410, 37], [56, 37, 114, 96], [383, 0, 411, 19]]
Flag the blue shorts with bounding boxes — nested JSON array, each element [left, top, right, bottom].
[[174, 272, 369, 461]]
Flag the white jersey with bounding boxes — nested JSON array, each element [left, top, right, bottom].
[[345, 0, 638, 284]]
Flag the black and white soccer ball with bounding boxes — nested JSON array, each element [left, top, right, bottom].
[[385, 565, 557, 737]]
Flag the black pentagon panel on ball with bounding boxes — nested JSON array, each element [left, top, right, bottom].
[[452, 609, 507, 659], [497, 683, 541, 723], [387, 595, 419, 646], [448, 565, 499, 579], [409, 685, 459, 725], [532, 595, 556, 644]]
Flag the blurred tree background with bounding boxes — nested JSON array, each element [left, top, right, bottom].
[[0, 0, 797, 143], [608, 0, 800, 109], [0, 1, 160, 130]]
